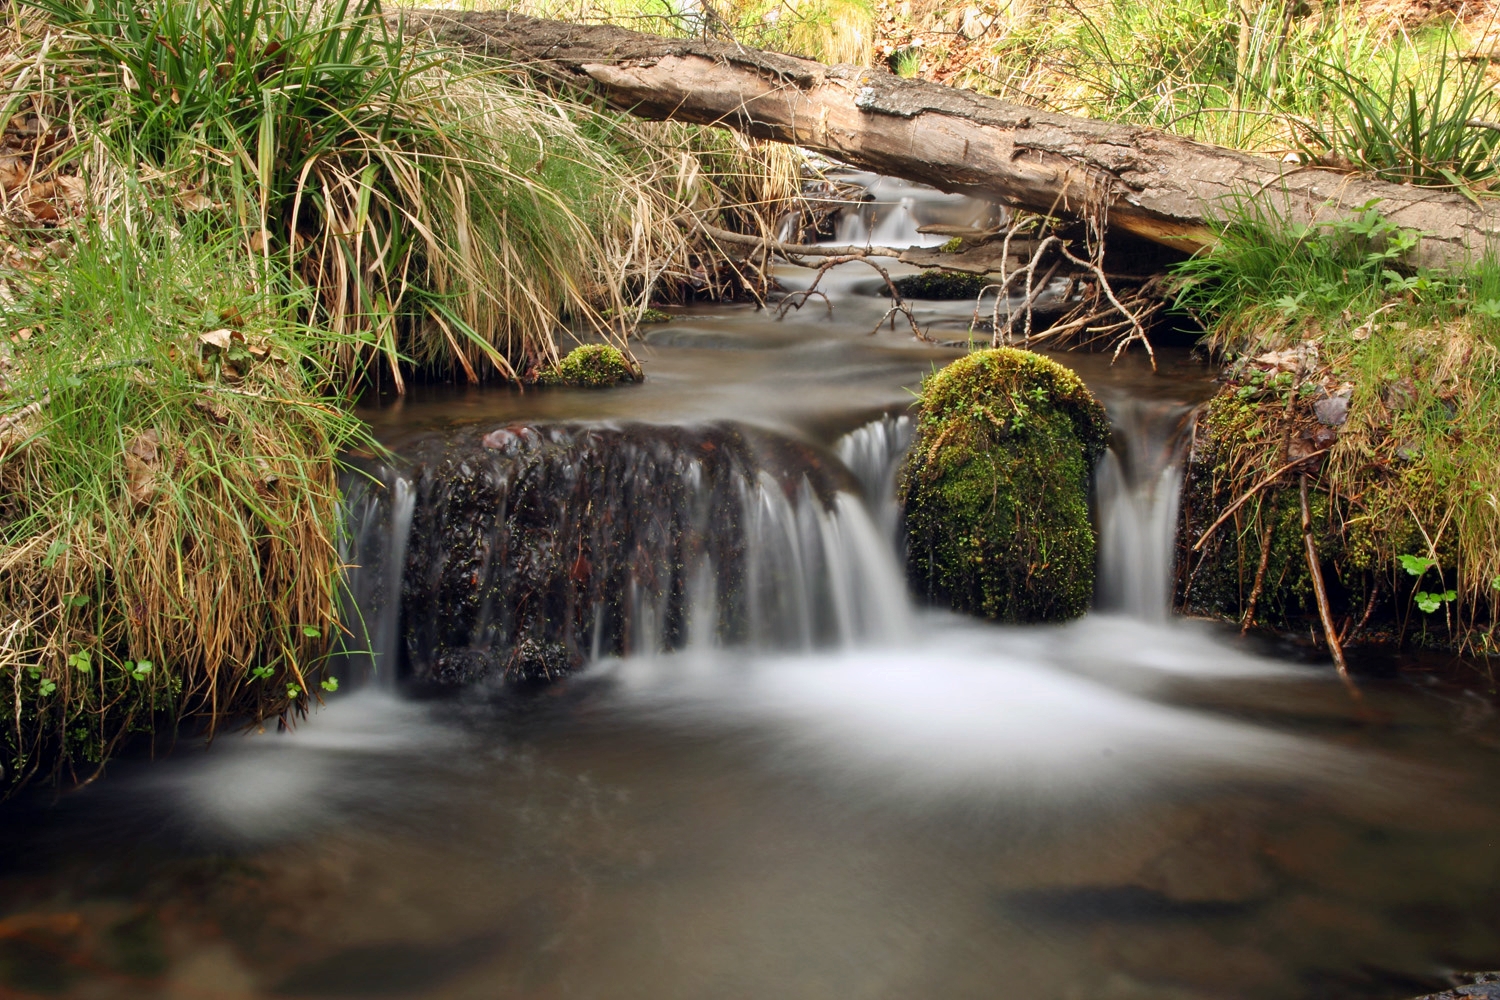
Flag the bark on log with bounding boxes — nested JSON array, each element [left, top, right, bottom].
[[403, 10, 1500, 270]]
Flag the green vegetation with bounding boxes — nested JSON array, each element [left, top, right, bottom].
[[0, 0, 804, 789], [488, 0, 876, 64], [899, 348, 1109, 623], [0, 223, 365, 786], [1174, 200, 1500, 650], [23, 0, 710, 383], [547, 344, 637, 387]]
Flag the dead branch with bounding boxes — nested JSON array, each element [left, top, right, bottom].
[[1301, 474, 1361, 702]]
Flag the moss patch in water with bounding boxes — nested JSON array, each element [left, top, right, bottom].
[[899, 348, 1109, 622], [890, 269, 992, 301], [548, 344, 636, 388]]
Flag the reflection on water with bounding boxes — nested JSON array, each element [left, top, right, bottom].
[[3, 207, 1499, 999]]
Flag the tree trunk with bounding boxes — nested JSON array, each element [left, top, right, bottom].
[[403, 10, 1500, 270]]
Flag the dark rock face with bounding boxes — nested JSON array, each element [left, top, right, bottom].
[[396, 422, 857, 684]]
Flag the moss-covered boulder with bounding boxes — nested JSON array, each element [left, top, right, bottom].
[[550, 344, 636, 388], [899, 348, 1109, 622], [890, 269, 991, 300]]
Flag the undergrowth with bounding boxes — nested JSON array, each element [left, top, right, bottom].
[[0, 223, 366, 787], [1173, 199, 1500, 649]]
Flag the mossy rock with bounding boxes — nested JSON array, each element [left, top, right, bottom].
[[890, 269, 991, 300], [548, 344, 636, 388], [899, 348, 1109, 622]]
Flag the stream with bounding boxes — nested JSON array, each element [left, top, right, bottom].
[[2, 180, 1500, 1000]]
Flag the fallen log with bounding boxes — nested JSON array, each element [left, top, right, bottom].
[[405, 11, 1500, 270]]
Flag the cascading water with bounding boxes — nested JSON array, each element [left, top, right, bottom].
[[1093, 395, 1198, 620], [828, 173, 1003, 248], [338, 469, 415, 685], [834, 413, 913, 542], [342, 421, 912, 685]]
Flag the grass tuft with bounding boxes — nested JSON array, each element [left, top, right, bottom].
[[0, 221, 367, 786]]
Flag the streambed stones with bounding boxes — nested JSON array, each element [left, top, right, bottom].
[[899, 348, 1108, 622]]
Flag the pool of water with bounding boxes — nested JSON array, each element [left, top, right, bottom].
[[2, 250, 1499, 1000]]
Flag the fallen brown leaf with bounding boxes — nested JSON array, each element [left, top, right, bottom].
[[124, 429, 160, 506], [199, 328, 234, 352]]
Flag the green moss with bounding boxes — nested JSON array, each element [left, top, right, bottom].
[[600, 306, 672, 324], [899, 348, 1109, 623], [891, 269, 991, 301], [549, 344, 636, 388], [938, 237, 964, 254]]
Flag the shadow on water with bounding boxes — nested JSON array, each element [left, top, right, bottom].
[[3, 178, 1499, 1000]]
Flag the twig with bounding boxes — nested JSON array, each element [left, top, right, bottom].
[[1241, 509, 1276, 635], [1191, 449, 1329, 552], [774, 253, 930, 341], [1302, 474, 1362, 704], [1056, 243, 1155, 369]]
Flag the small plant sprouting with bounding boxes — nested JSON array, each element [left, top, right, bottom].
[[67, 651, 92, 674], [250, 665, 276, 682], [320, 677, 340, 693], [1398, 553, 1437, 576], [125, 660, 152, 681], [1416, 589, 1458, 614], [1400, 553, 1456, 614], [27, 667, 57, 698], [301, 626, 322, 639], [286, 683, 303, 700]]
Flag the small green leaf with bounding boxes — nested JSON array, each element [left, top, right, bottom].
[[1398, 553, 1437, 576], [67, 594, 90, 607], [67, 651, 92, 673], [301, 626, 321, 638], [250, 665, 275, 681], [286, 683, 302, 699], [1415, 590, 1456, 613], [38, 679, 56, 697], [320, 677, 339, 693], [130, 660, 153, 679], [42, 538, 68, 568]]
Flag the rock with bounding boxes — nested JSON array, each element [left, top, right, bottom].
[[398, 422, 862, 684], [1409, 972, 1500, 1000], [889, 269, 992, 300], [1383, 377, 1416, 412], [899, 348, 1108, 622]]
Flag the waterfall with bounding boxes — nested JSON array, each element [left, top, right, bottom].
[[1094, 397, 1197, 621], [338, 468, 416, 686], [822, 175, 1002, 250], [347, 421, 912, 685], [339, 400, 1200, 690], [834, 413, 913, 542]]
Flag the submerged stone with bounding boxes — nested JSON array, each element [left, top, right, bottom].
[[889, 269, 992, 300], [899, 348, 1109, 622]]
